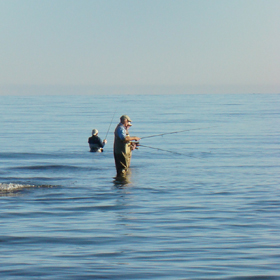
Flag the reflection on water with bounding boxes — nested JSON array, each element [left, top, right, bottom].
[[113, 169, 132, 187]]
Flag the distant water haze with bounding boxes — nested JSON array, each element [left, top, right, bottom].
[[1, 84, 280, 95]]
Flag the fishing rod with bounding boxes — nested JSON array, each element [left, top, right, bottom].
[[104, 109, 117, 140], [140, 126, 217, 140]]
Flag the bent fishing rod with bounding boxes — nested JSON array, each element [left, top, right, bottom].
[[140, 125, 218, 140]]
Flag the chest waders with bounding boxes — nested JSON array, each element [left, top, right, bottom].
[[114, 125, 132, 176]]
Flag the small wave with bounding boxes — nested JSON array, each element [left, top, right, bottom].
[[9, 164, 97, 171], [10, 164, 80, 171], [0, 183, 53, 193]]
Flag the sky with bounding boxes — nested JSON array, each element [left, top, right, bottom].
[[0, 0, 280, 94]]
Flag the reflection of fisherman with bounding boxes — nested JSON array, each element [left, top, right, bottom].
[[88, 129, 107, 152], [114, 115, 140, 177]]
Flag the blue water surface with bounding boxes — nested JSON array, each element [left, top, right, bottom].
[[0, 93, 280, 280]]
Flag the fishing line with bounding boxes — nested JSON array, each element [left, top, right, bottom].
[[140, 126, 218, 140], [138, 144, 199, 158], [138, 144, 185, 156], [105, 109, 117, 140]]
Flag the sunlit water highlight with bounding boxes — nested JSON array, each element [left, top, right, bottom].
[[0, 94, 279, 279]]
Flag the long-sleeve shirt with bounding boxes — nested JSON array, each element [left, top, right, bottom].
[[115, 123, 127, 141], [88, 135, 105, 148]]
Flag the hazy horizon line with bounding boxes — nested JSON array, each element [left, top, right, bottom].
[[1, 84, 279, 95]]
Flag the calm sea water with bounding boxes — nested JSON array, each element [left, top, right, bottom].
[[0, 93, 279, 280]]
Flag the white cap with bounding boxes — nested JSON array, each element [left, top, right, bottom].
[[92, 129, 98, 136]]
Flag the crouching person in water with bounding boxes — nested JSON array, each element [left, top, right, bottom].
[[114, 115, 140, 177], [88, 129, 107, 152]]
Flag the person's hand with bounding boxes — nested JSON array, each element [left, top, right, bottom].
[[103, 139, 107, 144], [134, 137, 141, 141]]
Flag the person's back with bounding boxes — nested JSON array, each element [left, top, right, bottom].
[[88, 129, 107, 152]]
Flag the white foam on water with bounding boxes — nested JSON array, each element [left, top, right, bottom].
[[0, 183, 35, 192], [0, 183, 41, 192]]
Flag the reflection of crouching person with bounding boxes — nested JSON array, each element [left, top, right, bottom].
[[88, 129, 107, 152]]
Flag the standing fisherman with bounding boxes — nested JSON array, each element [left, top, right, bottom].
[[114, 115, 140, 177], [88, 129, 107, 152]]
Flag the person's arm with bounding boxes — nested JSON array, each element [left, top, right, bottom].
[[117, 125, 141, 142], [97, 137, 106, 148], [101, 138, 107, 147], [124, 136, 141, 142]]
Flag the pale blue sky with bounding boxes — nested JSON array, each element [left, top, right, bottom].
[[1, 0, 280, 93]]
